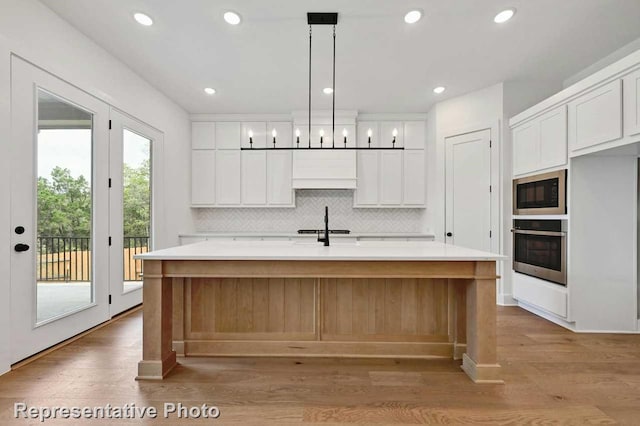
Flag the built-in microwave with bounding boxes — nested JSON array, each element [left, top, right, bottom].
[[513, 170, 567, 215]]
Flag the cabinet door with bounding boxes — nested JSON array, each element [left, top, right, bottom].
[[268, 122, 293, 148], [512, 121, 539, 176], [191, 150, 215, 205], [403, 121, 425, 150], [403, 150, 425, 205], [379, 121, 404, 148], [215, 151, 241, 205], [192, 122, 215, 149], [267, 151, 293, 205], [216, 122, 241, 149], [241, 122, 266, 149], [241, 151, 267, 205], [357, 121, 378, 148], [539, 105, 568, 170], [355, 151, 379, 205], [380, 151, 403, 205], [568, 79, 622, 153], [623, 69, 640, 137]]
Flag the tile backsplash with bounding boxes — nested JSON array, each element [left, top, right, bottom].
[[193, 190, 426, 233]]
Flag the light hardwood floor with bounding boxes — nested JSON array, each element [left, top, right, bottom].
[[1, 306, 640, 425]]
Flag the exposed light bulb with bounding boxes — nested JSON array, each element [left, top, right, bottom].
[[367, 128, 373, 137], [272, 129, 277, 137], [295, 128, 301, 137], [319, 129, 325, 137], [248, 130, 253, 138], [342, 128, 348, 137], [392, 128, 398, 137]]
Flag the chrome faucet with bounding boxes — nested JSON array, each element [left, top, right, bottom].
[[317, 206, 330, 246]]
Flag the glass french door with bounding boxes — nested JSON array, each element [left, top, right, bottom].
[[108, 109, 162, 315], [10, 56, 110, 363]]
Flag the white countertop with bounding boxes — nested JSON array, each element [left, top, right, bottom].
[[136, 240, 505, 261]]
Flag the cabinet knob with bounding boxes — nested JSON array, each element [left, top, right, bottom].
[[446, 232, 453, 237]]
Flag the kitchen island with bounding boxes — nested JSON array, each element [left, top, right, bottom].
[[135, 240, 505, 383]]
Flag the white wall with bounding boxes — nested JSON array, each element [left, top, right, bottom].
[[0, 0, 193, 374]]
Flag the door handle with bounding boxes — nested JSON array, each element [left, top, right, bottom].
[[446, 232, 453, 237], [14, 243, 30, 252]]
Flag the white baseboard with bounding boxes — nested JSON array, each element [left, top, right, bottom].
[[517, 301, 576, 331], [497, 294, 517, 306]]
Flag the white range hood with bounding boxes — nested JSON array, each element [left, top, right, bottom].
[[291, 110, 357, 189]]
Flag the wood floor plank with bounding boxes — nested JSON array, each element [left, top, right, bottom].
[[0, 306, 636, 425]]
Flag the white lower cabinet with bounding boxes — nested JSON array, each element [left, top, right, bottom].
[[355, 151, 379, 205], [241, 151, 267, 205], [267, 151, 293, 205], [215, 151, 241, 205], [568, 79, 622, 154], [403, 150, 425, 205], [191, 150, 215, 205], [380, 151, 403, 205]]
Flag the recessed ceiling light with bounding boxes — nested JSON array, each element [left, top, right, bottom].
[[204, 87, 216, 95], [323, 87, 334, 94], [133, 12, 153, 26], [224, 11, 242, 25], [404, 10, 422, 24], [433, 86, 446, 94], [494, 8, 516, 24]]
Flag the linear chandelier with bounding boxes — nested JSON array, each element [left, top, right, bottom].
[[240, 12, 404, 151]]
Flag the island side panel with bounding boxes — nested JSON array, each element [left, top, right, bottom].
[[461, 261, 501, 383], [137, 260, 177, 380]]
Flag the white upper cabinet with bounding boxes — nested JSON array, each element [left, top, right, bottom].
[[191, 150, 215, 205], [355, 150, 379, 205], [568, 79, 622, 154], [380, 151, 403, 205], [241, 122, 266, 149], [215, 150, 241, 205], [267, 151, 293, 205], [241, 151, 267, 205], [192, 122, 215, 149], [403, 121, 425, 150], [403, 150, 426, 205], [379, 121, 404, 148], [513, 105, 567, 176], [216, 122, 241, 150], [623, 69, 640, 137], [354, 120, 426, 208], [357, 121, 378, 148]]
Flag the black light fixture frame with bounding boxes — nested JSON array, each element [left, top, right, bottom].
[[240, 12, 403, 151]]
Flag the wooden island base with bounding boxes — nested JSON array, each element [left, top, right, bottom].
[[137, 259, 501, 383]]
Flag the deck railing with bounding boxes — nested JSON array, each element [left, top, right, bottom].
[[37, 236, 149, 282]]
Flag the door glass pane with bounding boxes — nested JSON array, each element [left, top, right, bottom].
[[36, 90, 93, 324], [122, 129, 151, 293]]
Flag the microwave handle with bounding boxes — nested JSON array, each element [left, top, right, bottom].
[[511, 229, 566, 237]]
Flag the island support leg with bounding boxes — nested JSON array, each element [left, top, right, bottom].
[[461, 261, 502, 383], [137, 260, 177, 380]]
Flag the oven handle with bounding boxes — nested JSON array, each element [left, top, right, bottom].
[[511, 229, 566, 237]]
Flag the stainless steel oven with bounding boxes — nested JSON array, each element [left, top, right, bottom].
[[513, 170, 566, 215], [512, 219, 567, 286]]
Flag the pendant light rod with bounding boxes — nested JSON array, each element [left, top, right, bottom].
[[332, 24, 336, 148], [308, 25, 312, 148]]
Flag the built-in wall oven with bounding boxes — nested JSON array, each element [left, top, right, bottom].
[[513, 219, 567, 286], [513, 170, 567, 215]]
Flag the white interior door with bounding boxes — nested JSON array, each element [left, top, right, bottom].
[[445, 129, 492, 251], [109, 109, 163, 315], [10, 56, 110, 363]]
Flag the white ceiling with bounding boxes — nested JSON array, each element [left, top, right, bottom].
[[40, 0, 640, 114]]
